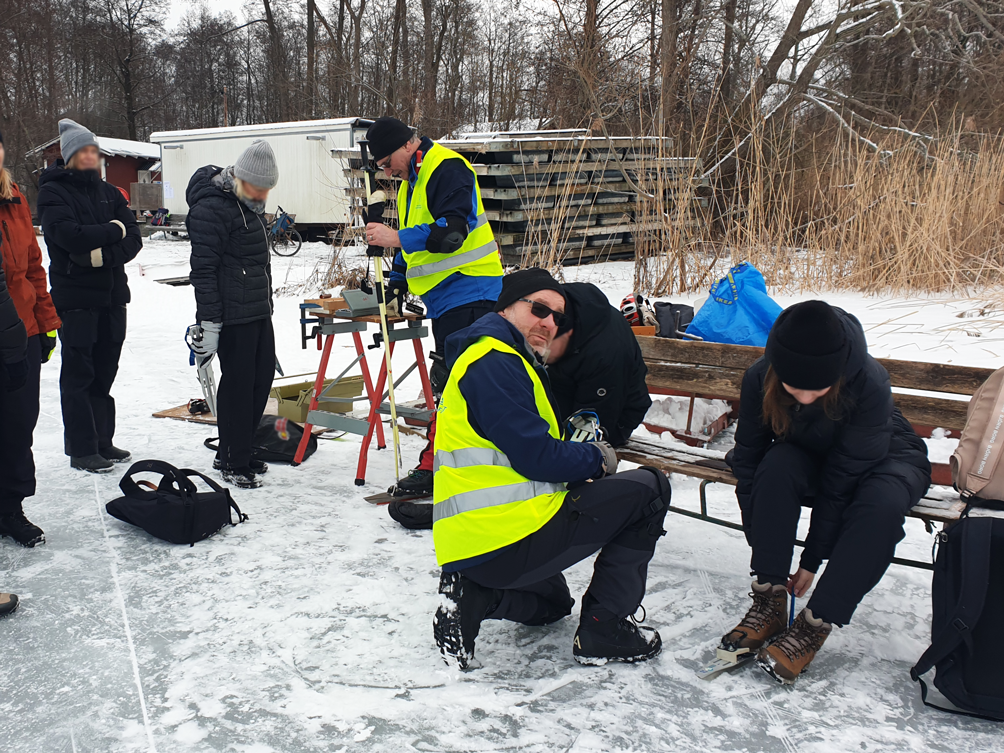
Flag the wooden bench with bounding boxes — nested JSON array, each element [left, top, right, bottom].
[[619, 337, 992, 570]]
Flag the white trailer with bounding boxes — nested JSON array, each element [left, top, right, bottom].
[[149, 118, 371, 240]]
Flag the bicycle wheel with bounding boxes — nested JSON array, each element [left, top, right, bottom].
[[272, 229, 302, 257]]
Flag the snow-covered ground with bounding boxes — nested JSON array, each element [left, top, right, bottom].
[[1, 239, 1000, 752]]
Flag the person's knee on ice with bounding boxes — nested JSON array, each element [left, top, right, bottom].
[[432, 270, 668, 667], [726, 300, 930, 684]]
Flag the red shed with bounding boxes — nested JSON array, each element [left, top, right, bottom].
[[26, 135, 161, 205]]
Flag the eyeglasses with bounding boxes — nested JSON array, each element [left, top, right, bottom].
[[376, 155, 391, 170], [518, 298, 568, 329]]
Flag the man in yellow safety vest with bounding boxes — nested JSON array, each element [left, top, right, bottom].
[[364, 117, 503, 518], [429, 268, 672, 669]]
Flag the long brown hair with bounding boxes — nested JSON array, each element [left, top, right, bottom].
[[762, 365, 844, 437]]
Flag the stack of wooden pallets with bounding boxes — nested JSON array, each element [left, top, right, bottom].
[[336, 131, 706, 266]]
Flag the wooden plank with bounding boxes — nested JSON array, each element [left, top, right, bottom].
[[894, 394, 969, 432], [636, 336, 990, 395], [470, 158, 697, 176]]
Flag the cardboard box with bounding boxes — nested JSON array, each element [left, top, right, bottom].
[[272, 376, 364, 422]]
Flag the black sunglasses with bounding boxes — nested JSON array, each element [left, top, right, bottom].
[[518, 298, 568, 329]]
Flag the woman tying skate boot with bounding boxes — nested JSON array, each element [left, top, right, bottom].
[[724, 300, 931, 685]]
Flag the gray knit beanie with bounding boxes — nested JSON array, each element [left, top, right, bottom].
[[58, 119, 100, 165], [233, 140, 279, 189]]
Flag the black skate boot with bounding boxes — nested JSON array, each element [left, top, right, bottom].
[[70, 454, 114, 473], [221, 466, 263, 489], [433, 571, 501, 670], [0, 592, 19, 617], [387, 500, 433, 530], [389, 469, 433, 498], [0, 511, 45, 547], [99, 446, 132, 464], [214, 456, 269, 475], [573, 608, 662, 666]]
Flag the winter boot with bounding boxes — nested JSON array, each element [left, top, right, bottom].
[[221, 466, 263, 489], [70, 454, 114, 473], [389, 469, 433, 498], [0, 512, 45, 547], [757, 608, 832, 685], [573, 609, 662, 665], [0, 592, 19, 617], [99, 446, 132, 464], [433, 571, 502, 670], [719, 581, 788, 655], [214, 457, 269, 475], [387, 501, 434, 530]]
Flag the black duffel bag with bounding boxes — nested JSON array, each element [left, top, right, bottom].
[[106, 460, 249, 546]]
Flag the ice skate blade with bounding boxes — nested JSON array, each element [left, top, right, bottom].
[[756, 654, 797, 686], [697, 652, 756, 679], [716, 646, 750, 663]]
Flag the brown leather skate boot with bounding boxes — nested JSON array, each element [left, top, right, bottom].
[[757, 608, 832, 685], [719, 581, 788, 657]]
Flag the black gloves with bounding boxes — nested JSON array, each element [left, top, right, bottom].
[[427, 216, 469, 254], [41, 332, 57, 364]]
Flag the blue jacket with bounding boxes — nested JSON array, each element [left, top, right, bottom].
[[447, 313, 605, 484], [391, 137, 502, 320]]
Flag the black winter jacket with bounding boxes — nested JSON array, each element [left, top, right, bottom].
[[729, 308, 931, 570], [547, 282, 652, 447], [37, 163, 142, 312], [186, 166, 273, 326], [0, 236, 28, 365]]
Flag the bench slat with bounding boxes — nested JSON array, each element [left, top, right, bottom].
[[637, 336, 993, 395]]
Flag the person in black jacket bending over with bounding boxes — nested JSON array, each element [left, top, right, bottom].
[[186, 141, 278, 489], [37, 119, 142, 473], [546, 282, 651, 447], [724, 300, 930, 685]]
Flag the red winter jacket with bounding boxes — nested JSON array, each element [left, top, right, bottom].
[[0, 181, 61, 337]]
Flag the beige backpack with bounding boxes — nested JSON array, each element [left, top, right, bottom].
[[951, 367, 1004, 503]]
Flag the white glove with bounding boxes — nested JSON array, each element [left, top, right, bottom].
[[191, 321, 222, 356], [110, 219, 127, 239], [596, 441, 619, 476]]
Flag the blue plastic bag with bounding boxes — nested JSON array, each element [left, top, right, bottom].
[[686, 262, 782, 347]]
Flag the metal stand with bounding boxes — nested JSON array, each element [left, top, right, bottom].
[[292, 308, 435, 486]]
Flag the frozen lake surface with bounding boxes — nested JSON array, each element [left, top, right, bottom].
[[1, 240, 1000, 751]]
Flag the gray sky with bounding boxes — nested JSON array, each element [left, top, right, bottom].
[[165, 0, 251, 30]]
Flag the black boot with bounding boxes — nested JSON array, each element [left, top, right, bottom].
[[99, 446, 132, 464], [0, 592, 19, 617], [389, 469, 433, 498], [0, 511, 46, 548], [70, 454, 114, 473], [221, 466, 263, 489], [433, 571, 501, 670], [573, 609, 662, 666], [214, 456, 269, 475], [387, 501, 433, 530]]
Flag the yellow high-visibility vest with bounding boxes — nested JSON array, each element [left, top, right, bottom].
[[432, 335, 567, 566], [398, 142, 503, 296]]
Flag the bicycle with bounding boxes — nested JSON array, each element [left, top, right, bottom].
[[268, 206, 302, 256]]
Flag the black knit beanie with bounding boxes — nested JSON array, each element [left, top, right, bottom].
[[365, 117, 413, 161], [494, 268, 565, 313], [765, 300, 849, 390]]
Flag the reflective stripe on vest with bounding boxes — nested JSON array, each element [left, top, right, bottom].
[[399, 142, 503, 297], [432, 334, 567, 566], [434, 478, 567, 523]]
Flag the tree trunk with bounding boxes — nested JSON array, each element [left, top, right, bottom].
[[307, 0, 315, 117], [660, 0, 679, 132]]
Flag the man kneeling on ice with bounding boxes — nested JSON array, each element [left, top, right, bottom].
[[432, 268, 672, 668]]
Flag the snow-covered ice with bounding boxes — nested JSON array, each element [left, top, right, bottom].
[[1, 241, 1000, 751]]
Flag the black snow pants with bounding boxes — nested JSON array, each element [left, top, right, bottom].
[[747, 442, 927, 626], [0, 335, 41, 514], [58, 306, 126, 457], [216, 318, 275, 469], [462, 468, 671, 625]]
